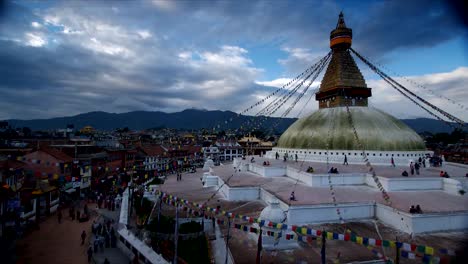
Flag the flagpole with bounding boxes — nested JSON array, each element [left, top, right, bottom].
[[256, 227, 262, 264], [321, 231, 326, 264], [174, 202, 179, 264], [225, 218, 231, 264]]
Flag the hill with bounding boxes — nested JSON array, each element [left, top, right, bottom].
[[6, 109, 458, 134]]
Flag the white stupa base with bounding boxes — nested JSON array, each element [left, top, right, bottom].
[[266, 147, 432, 166]]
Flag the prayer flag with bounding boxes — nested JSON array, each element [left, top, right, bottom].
[[417, 245, 425, 253], [425, 247, 434, 255], [363, 237, 369, 245], [344, 234, 350, 241], [356, 236, 363, 244]]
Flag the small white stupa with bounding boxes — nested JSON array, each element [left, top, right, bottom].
[[203, 158, 215, 171], [258, 201, 298, 250]]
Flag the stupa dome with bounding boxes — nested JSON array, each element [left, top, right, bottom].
[[277, 107, 426, 151], [260, 201, 285, 223]]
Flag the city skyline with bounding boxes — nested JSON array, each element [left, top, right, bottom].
[[0, 0, 467, 121]]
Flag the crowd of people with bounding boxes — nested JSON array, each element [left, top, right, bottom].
[[97, 192, 120, 212]]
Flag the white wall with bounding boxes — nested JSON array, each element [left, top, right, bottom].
[[411, 212, 468, 233], [226, 187, 260, 201], [202, 176, 218, 187], [119, 188, 129, 226], [379, 177, 442, 191], [376, 204, 468, 234], [118, 227, 169, 264], [268, 148, 432, 166], [287, 203, 375, 225], [443, 178, 464, 195], [249, 164, 286, 177]]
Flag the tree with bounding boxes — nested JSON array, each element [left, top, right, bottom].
[[22, 127, 32, 137]]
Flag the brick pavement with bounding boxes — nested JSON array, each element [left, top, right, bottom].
[[16, 206, 96, 264]]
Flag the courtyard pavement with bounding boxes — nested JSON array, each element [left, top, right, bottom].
[[157, 159, 468, 214]]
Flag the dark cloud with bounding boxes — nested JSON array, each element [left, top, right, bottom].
[[353, 0, 466, 56], [0, 0, 466, 120]]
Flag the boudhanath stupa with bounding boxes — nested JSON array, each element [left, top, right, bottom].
[[266, 12, 429, 166]]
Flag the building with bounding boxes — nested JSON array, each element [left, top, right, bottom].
[[140, 145, 169, 173], [267, 13, 430, 165], [238, 136, 273, 156], [214, 140, 243, 161], [80, 126, 95, 134]]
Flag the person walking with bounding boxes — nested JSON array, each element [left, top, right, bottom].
[[70, 206, 75, 221], [295, 153, 298, 162], [87, 246, 93, 262], [81, 230, 87, 245], [391, 157, 395, 167], [343, 155, 348, 165], [415, 162, 420, 175], [410, 162, 415, 176]]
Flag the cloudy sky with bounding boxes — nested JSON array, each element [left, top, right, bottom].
[[0, 0, 467, 121]]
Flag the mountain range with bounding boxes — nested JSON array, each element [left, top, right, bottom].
[[5, 109, 458, 134]]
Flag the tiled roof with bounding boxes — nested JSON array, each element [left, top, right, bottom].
[[40, 147, 73, 162], [140, 145, 166, 156]]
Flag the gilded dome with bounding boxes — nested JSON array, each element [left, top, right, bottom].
[[277, 107, 425, 151]]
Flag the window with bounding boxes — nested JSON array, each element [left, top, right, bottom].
[[319, 152, 321, 155], [373, 154, 375, 156], [397, 154, 400, 157]]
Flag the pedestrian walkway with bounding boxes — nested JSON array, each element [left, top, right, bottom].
[[16, 205, 96, 264], [89, 207, 130, 264]]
